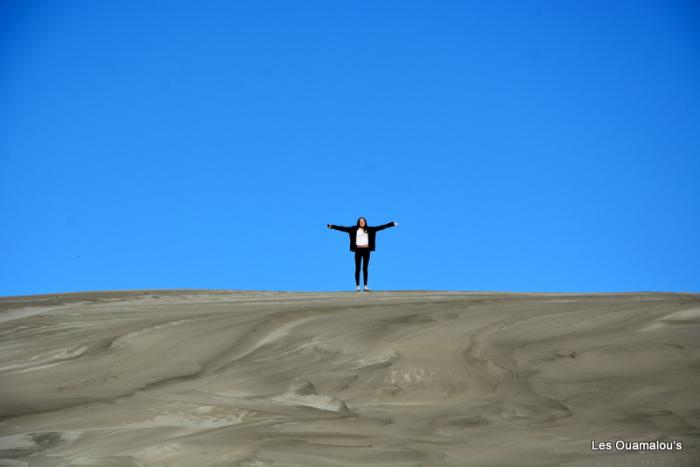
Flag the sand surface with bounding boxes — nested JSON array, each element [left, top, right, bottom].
[[0, 289, 699, 466]]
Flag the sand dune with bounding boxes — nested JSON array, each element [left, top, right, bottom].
[[0, 290, 699, 466]]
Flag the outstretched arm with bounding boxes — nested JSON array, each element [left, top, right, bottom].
[[372, 221, 398, 232], [327, 224, 353, 233]]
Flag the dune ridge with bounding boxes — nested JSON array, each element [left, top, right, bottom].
[[0, 290, 698, 466]]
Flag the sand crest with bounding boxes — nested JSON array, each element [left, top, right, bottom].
[[0, 290, 698, 466]]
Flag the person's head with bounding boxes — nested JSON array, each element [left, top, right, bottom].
[[356, 217, 367, 229]]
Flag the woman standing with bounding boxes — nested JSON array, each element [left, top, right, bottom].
[[327, 217, 398, 291]]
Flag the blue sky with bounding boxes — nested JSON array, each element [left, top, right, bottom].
[[1, 0, 699, 295]]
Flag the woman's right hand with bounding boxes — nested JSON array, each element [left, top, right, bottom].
[[327, 224, 333, 229]]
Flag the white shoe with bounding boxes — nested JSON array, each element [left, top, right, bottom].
[[364, 285, 370, 291], [355, 285, 361, 291]]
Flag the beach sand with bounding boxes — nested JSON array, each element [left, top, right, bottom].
[[0, 289, 698, 466]]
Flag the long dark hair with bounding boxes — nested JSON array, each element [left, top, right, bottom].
[[356, 216, 368, 232]]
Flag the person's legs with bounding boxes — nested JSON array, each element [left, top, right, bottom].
[[354, 251, 361, 286], [363, 250, 370, 285]]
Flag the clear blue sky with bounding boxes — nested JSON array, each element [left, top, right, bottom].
[[2, 0, 699, 296]]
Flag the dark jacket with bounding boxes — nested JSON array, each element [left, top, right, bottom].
[[330, 222, 396, 252]]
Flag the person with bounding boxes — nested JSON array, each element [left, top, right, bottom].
[[327, 217, 398, 291]]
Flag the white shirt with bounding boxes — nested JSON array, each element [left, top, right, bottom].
[[356, 228, 369, 247]]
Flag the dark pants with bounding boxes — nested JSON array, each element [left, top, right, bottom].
[[354, 248, 370, 286]]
